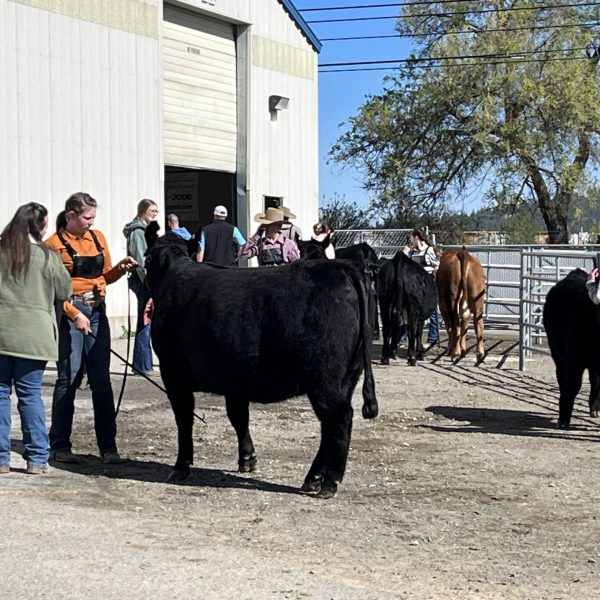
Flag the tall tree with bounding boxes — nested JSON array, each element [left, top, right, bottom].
[[330, 1, 600, 243]]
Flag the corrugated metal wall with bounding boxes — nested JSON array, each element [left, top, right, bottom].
[[0, 0, 162, 323], [163, 6, 236, 172]]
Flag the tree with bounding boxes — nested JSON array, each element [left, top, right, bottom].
[[319, 194, 373, 230], [330, 2, 600, 243]]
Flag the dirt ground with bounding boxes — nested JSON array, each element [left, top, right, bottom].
[[3, 332, 600, 599]]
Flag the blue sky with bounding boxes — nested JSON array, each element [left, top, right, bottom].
[[293, 0, 412, 209]]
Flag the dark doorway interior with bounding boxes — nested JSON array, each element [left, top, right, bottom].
[[165, 166, 236, 237]]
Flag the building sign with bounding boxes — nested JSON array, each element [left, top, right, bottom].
[[165, 170, 199, 227]]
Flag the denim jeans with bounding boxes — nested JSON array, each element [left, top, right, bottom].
[[128, 273, 153, 373], [0, 354, 48, 466], [50, 302, 117, 454]]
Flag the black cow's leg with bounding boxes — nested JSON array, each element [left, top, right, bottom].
[[406, 310, 418, 366], [589, 368, 600, 418], [167, 387, 195, 481], [380, 298, 392, 365], [225, 395, 256, 472], [305, 393, 353, 499], [557, 363, 583, 429]]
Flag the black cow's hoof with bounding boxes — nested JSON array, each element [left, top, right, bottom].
[[301, 477, 322, 494], [362, 402, 379, 419], [238, 454, 257, 473], [373, 331, 380, 340], [558, 421, 570, 430], [407, 358, 417, 367], [416, 352, 424, 361], [591, 411, 599, 418], [168, 468, 190, 482], [381, 357, 390, 365], [316, 484, 337, 499]]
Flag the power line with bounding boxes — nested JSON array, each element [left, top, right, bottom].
[[301, 0, 478, 11], [306, 2, 600, 24], [319, 47, 591, 67], [320, 21, 600, 41], [318, 55, 592, 72]]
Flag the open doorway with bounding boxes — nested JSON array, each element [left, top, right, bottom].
[[165, 166, 236, 237]]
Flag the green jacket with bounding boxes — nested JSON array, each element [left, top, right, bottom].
[[123, 217, 147, 281], [0, 242, 72, 361]]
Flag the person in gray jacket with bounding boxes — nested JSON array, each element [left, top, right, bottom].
[[0, 203, 72, 474], [123, 199, 158, 374]]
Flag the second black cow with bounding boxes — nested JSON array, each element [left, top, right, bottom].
[[378, 251, 438, 366], [146, 234, 378, 499]]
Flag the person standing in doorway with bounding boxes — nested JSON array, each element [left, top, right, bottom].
[[0, 203, 72, 475], [47, 192, 137, 464], [197, 205, 245, 266], [123, 199, 159, 375], [166, 213, 191, 240]]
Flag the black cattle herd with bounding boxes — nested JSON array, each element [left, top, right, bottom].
[[143, 229, 595, 498]]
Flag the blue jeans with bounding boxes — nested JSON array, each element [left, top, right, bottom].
[[128, 273, 153, 373], [0, 355, 48, 467], [50, 302, 117, 454], [428, 309, 439, 343]]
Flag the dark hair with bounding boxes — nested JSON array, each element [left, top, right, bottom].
[[137, 198, 157, 218], [56, 192, 98, 230], [0, 202, 49, 280], [313, 222, 332, 236]]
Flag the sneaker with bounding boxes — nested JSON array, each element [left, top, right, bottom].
[[427, 339, 438, 345], [102, 450, 124, 464], [0, 464, 9, 474], [26, 463, 49, 474], [51, 450, 79, 463]]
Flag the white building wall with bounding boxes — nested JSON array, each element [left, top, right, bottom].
[[170, 0, 320, 238], [0, 0, 162, 322]]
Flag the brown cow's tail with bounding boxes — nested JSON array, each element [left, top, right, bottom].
[[456, 247, 469, 318], [355, 266, 378, 419]]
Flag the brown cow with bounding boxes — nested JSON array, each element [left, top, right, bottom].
[[436, 248, 486, 360]]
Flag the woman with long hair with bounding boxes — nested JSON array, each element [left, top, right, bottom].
[[0, 203, 72, 474], [46, 192, 137, 464]]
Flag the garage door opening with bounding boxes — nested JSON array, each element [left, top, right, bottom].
[[165, 166, 235, 236]]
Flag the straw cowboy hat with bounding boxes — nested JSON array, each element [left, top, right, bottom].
[[254, 207, 286, 225], [280, 206, 297, 219]]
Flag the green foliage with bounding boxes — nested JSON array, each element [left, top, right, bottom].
[[319, 194, 374, 230], [329, 1, 600, 243], [501, 207, 540, 244]]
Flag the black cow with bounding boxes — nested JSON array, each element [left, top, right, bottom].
[[146, 233, 379, 498], [378, 252, 438, 366], [298, 241, 381, 339], [543, 269, 600, 429]]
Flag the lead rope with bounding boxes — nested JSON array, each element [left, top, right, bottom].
[[115, 278, 132, 417], [88, 303, 206, 425]]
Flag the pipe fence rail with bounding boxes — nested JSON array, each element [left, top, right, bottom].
[[333, 231, 600, 370]]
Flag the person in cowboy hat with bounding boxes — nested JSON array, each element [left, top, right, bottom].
[[239, 207, 300, 267], [280, 206, 303, 243]]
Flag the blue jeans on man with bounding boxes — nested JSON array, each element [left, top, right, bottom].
[[128, 273, 153, 374], [0, 356, 48, 468], [50, 301, 117, 455]]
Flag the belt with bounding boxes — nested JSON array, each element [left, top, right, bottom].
[[71, 294, 105, 307]]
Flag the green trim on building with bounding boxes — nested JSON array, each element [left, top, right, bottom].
[[252, 36, 315, 80], [8, 0, 158, 39]]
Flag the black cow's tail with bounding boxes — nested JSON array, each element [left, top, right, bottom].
[[355, 265, 379, 420]]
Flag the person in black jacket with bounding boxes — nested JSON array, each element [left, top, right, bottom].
[[197, 205, 245, 266]]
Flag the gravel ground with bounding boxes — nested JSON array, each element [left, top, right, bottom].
[[2, 333, 600, 599]]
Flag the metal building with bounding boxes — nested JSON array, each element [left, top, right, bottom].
[[0, 0, 320, 323]]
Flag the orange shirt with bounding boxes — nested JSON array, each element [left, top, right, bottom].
[[45, 228, 124, 319]]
